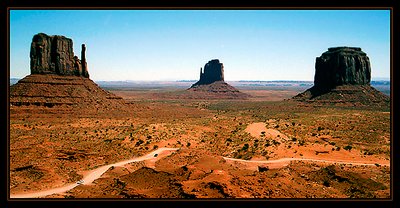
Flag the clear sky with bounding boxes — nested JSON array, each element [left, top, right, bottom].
[[9, 10, 390, 81]]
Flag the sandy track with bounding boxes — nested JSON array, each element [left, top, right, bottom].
[[10, 147, 179, 199], [10, 148, 389, 198]]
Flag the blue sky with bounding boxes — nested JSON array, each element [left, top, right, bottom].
[[9, 10, 390, 81]]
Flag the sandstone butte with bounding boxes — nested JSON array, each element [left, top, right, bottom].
[[188, 59, 250, 99], [10, 33, 124, 111], [293, 47, 389, 106]]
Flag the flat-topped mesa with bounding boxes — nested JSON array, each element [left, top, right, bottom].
[[30, 33, 89, 78], [314, 46, 370, 90], [192, 59, 224, 87], [292, 46, 389, 106]]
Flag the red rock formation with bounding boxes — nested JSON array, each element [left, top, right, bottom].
[[188, 59, 250, 99], [314, 47, 371, 90], [11, 33, 124, 111], [30, 33, 89, 78], [293, 47, 389, 106], [191, 59, 224, 87]]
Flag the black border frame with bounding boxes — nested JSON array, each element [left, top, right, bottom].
[[2, 1, 397, 208]]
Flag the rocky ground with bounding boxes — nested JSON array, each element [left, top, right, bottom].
[[9, 86, 391, 199]]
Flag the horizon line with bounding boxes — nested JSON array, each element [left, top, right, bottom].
[[10, 77, 390, 82]]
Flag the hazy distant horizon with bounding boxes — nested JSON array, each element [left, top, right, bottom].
[[9, 77, 390, 82], [10, 10, 390, 81]]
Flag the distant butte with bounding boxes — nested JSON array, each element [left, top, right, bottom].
[[191, 59, 224, 87], [10, 33, 124, 111], [188, 59, 250, 99], [293, 47, 389, 106]]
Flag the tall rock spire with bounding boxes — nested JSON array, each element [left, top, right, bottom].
[[81, 44, 89, 78]]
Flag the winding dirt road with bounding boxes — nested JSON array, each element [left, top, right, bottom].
[[10, 147, 179, 198], [10, 148, 390, 198]]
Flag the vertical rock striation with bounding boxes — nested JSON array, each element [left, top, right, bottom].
[[292, 47, 389, 106], [10, 33, 125, 111], [81, 44, 89, 78], [314, 47, 371, 90], [30, 33, 89, 78]]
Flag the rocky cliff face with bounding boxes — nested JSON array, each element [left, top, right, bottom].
[[30, 33, 89, 78], [293, 47, 389, 106], [192, 59, 224, 86], [314, 47, 371, 90]]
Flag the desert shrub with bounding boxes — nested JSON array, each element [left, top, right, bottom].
[[135, 139, 144, 146], [262, 150, 268, 156], [322, 180, 330, 187], [272, 140, 280, 146], [153, 145, 158, 150], [343, 145, 353, 151], [241, 152, 253, 160], [258, 166, 269, 172], [363, 149, 374, 155], [242, 143, 249, 151], [186, 142, 191, 147]]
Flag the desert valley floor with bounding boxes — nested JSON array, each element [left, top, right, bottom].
[[9, 85, 391, 199]]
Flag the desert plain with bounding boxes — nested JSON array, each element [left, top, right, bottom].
[[9, 83, 391, 199]]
